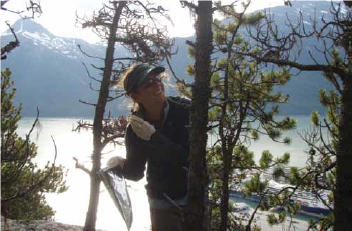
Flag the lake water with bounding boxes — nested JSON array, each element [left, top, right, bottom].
[[17, 115, 318, 231]]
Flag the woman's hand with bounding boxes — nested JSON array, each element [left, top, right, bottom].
[[129, 115, 156, 140], [106, 156, 125, 168]]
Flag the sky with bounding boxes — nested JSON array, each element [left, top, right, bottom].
[[1, 0, 288, 44]]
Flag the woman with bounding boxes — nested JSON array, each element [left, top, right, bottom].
[[108, 63, 190, 231]]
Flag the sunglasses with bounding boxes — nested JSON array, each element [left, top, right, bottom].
[[140, 75, 163, 88]]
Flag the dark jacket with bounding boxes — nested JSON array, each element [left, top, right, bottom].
[[121, 97, 190, 200]]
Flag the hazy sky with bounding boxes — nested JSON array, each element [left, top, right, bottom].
[[0, 0, 287, 44]]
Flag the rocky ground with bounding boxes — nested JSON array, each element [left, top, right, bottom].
[[1, 217, 106, 231]]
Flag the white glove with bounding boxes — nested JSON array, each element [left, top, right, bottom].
[[106, 156, 124, 169], [129, 115, 156, 140]]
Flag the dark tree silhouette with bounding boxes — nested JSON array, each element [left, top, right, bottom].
[[180, 1, 213, 230], [74, 1, 174, 230]]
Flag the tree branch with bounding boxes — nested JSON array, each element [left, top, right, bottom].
[[73, 157, 91, 175]]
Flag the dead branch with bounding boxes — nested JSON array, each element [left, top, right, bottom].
[[73, 157, 91, 175], [77, 44, 104, 61], [79, 99, 97, 106], [1, 22, 20, 60]]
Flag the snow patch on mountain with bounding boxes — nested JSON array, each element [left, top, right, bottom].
[[22, 31, 49, 42], [1, 20, 105, 60], [20, 30, 83, 59]]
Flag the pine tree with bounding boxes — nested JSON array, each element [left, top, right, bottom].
[[1, 68, 68, 220], [181, 2, 296, 230], [242, 1, 352, 230]]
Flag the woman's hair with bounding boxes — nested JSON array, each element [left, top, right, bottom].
[[119, 63, 138, 93], [115, 64, 140, 113]]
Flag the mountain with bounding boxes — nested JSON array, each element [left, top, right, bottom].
[[231, 0, 339, 115], [1, 19, 122, 117], [271, 1, 343, 114], [2, 20, 97, 117], [1, 1, 339, 117]]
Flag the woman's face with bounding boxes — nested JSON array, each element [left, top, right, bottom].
[[132, 73, 166, 106]]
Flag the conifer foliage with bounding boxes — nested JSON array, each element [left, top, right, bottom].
[[242, 1, 352, 230], [1, 68, 68, 220], [179, 2, 297, 230]]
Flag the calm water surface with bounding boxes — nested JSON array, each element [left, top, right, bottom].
[[17, 115, 318, 230]]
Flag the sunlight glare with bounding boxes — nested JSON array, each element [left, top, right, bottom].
[[1, 0, 285, 43]]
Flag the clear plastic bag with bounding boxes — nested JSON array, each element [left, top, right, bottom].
[[97, 167, 133, 230]]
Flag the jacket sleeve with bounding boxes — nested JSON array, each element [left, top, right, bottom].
[[121, 125, 147, 181]]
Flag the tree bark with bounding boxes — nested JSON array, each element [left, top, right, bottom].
[[334, 76, 352, 230], [185, 1, 213, 231], [83, 2, 127, 231]]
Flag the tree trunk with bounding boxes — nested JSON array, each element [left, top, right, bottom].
[[334, 76, 352, 231], [185, 1, 213, 231], [83, 2, 126, 231]]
